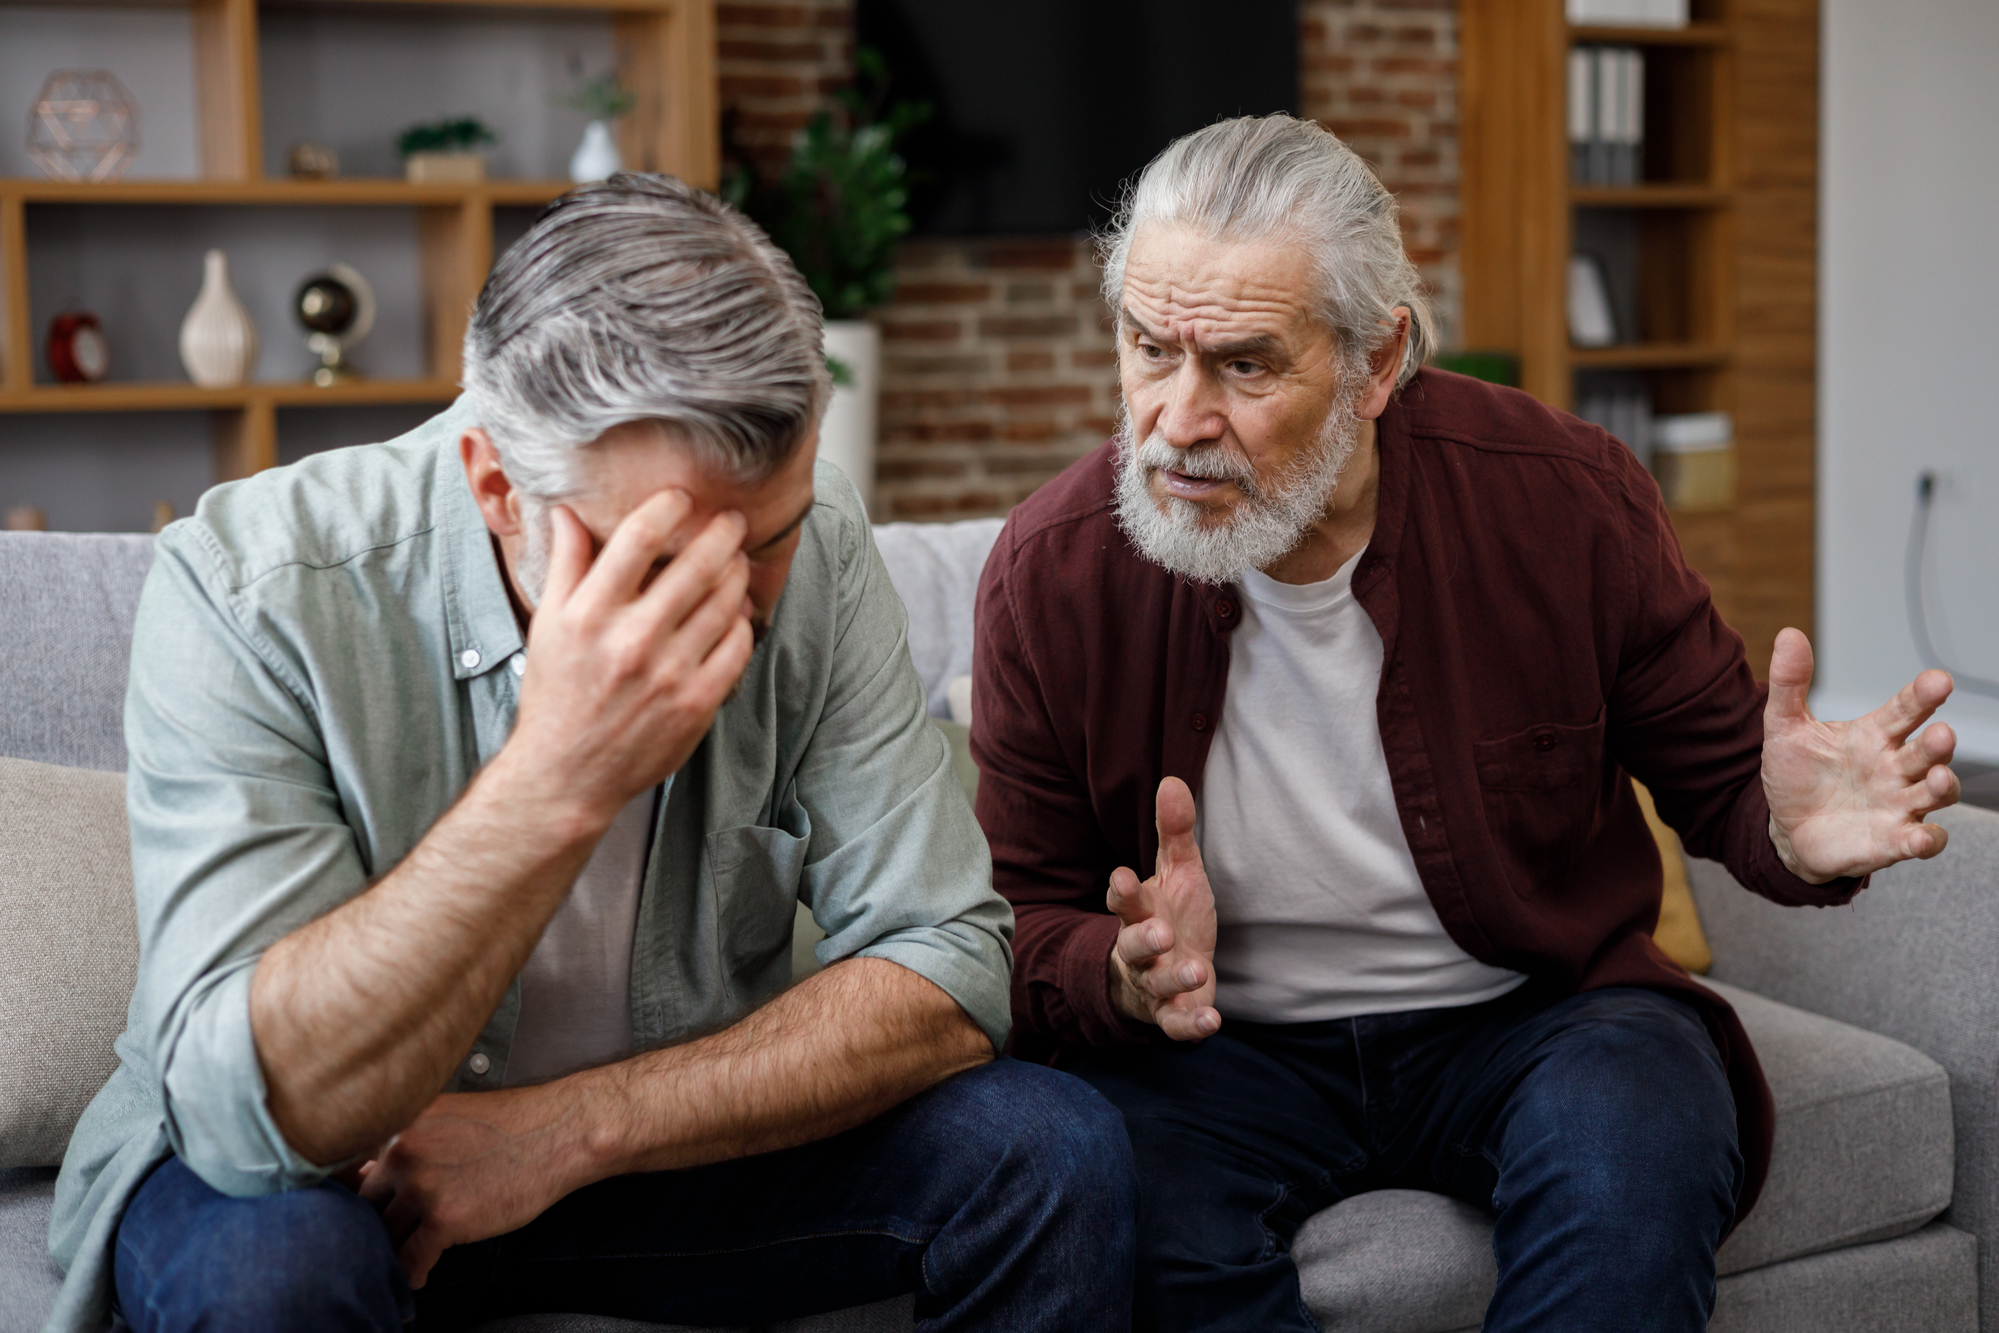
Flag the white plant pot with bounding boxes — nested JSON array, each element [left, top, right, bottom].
[[178, 249, 258, 388], [819, 320, 881, 515], [569, 121, 623, 183]]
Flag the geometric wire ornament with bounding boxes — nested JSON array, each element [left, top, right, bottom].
[[27, 71, 141, 183]]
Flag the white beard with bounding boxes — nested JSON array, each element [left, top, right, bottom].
[[1112, 388, 1364, 586]]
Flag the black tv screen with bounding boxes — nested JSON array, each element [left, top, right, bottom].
[[856, 1, 1300, 236]]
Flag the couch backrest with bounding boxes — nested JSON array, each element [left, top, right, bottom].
[[0, 519, 1005, 773], [0, 532, 156, 773], [1689, 807, 1999, 1327]]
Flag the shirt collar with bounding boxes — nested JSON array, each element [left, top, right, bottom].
[[431, 398, 526, 682]]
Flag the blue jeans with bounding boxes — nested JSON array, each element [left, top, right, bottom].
[[1071, 983, 1744, 1333], [113, 1058, 1135, 1332]]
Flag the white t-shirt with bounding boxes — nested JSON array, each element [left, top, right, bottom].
[[504, 783, 659, 1085], [1196, 551, 1525, 1024]]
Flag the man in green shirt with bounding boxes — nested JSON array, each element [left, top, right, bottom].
[[47, 174, 1134, 1333]]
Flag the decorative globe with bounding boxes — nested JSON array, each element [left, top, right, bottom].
[[295, 276, 358, 338], [27, 71, 140, 183]]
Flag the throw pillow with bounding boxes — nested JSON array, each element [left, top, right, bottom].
[[1634, 779, 1713, 974], [0, 756, 136, 1167]]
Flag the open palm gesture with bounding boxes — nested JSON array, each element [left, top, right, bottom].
[[1762, 628, 1961, 884], [1107, 777, 1221, 1041]]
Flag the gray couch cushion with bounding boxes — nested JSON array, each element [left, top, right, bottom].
[[0, 1168, 64, 1330], [0, 532, 156, 772], [869, 519, 1002, 718], [1688, 805, 1999, 1328], [1288, 982, 1953, 1328], [1706, 979, 1953, 1273], [1294, 1190, 1492, 1333], [0, 756, 137, 1168]]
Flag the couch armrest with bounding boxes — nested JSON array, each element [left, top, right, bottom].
[[1688, 804, 1999, 1327]]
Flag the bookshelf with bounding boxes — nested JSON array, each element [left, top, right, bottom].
[[1459, 0, 1818, 677], [0, 0, 718, 483]]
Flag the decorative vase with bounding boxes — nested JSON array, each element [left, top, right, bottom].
[[178, 249, 258, 388], [819, 320, 881, 515], [569, 120, 622, 183]]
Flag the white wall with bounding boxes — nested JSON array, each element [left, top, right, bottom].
[[1817, 0, 1999, 762]]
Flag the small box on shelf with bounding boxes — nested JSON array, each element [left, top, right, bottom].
[[1652, 410, 1734, 509]]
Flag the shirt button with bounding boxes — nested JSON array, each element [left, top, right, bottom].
[[459, 649, 481, 670], [1533, 732, 1558, 752], [1215, 598, 1236, 619], [509, 653, 525, 676], [1191, 713, 1209, 732], [467, 1052, 491, 1075]]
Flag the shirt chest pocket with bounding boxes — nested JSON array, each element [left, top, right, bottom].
[[704, 806, 812, 984], [1471, 707, 1607, 897]]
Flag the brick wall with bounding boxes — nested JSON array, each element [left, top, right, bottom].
[[716, 2, 855, 179], [1300, 0, 1462, 350], [718, 1, 1462, 520], [872, 238, 1119, 520]]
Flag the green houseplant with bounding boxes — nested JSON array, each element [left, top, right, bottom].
[[723, 50, 928, 514], [396, 117, 498, 185]]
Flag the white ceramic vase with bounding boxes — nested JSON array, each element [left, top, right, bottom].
[[819, 320, 881, 515], [569, 121, 623, 183], [178, 249, 258, 388]]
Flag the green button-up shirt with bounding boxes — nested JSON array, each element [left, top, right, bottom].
[[45, 402, 1012, 1332]]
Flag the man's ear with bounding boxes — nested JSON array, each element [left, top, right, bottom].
[[1357, 307, 1411, 421], [460, 429, 524, 538]]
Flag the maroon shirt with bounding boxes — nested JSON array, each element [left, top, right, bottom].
[[970, 368, 1863, 1220]]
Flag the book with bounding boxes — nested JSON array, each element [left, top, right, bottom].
[[1570, 47, 1646, 186], [1567, 254, 1619, 347], [1567, 0, 1689, 27]]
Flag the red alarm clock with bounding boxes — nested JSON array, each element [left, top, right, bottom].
[[47, 312, 109, 384]]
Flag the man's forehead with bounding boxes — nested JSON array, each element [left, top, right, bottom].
[[1121, 226, 1316, 342]]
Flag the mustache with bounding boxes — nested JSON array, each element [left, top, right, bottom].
[[1130, 435, 1262, 498]]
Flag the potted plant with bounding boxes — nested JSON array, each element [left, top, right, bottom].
[[724, 50, 928, 514], [397, 116, 498, 185], [565, 71, 636, 183]]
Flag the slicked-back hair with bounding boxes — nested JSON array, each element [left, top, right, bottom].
[[462, 172, 829, 498], [1099, 114, 1436, 389]]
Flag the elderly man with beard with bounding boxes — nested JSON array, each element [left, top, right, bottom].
[[46, 174, 1135, 1333], [970, 114, 1962, 1333]]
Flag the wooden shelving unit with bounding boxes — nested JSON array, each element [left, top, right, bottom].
[[0, 0, 717, 483], [1459, 0, 1819, 677]]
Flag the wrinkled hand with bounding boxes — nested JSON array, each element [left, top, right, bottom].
[[510, 491, 755, 827], [1762, 627, 1961, 884], [358, 1086, 597, 1288], [1107, 777, 1221, 1040]]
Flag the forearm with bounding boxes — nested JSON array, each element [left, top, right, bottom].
[[250, 746, 603, 1165], [563, 957, 991, 1182]]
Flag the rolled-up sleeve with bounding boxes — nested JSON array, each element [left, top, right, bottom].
[[125, 524, 366, 1195], [788, 486, 1014, 1052]]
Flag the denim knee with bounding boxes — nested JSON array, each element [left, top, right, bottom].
[[116, 1156, 408, 1333], [955, 1059, 1138, 1212], [1500, 991, 1742, 1222]]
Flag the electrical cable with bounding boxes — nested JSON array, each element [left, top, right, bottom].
[[1905, 470, 1999, 699]]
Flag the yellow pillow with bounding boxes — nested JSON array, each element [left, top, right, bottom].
[[1634, 780, 1712, 974]]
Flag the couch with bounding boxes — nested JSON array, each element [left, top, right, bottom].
[[2, 522, 1994, 1333]]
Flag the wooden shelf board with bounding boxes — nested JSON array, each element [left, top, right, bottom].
[[0, 378, 460, 413], [1569, 343, 1730, 370], [0, 178, 572, 206], [1569, 22, 1729, 46], [1571, 184, 1732, 209]]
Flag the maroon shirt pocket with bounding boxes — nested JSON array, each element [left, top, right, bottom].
[[1472, 706, 1608, 900]]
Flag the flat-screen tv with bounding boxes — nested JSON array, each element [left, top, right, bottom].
[[856, 1, 1300, 236]]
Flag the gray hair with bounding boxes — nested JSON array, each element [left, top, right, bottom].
[[462, 172, 829, 499], [1099, 114, 1435, 389]]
